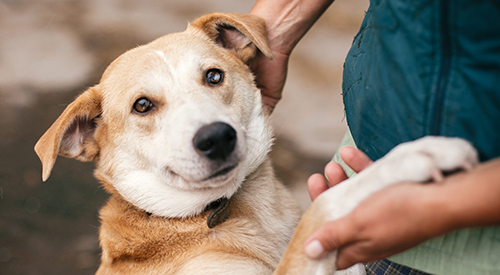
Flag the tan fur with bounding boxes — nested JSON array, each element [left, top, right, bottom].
[[34, 87, 102, 181], [96, 159, 297, 274], [190, 13, 273, 63], [274, 206, 322, 275], [35, 13, 301, 274]]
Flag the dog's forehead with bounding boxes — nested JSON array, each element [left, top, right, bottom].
[[97, 30, 250, 121], [101, 31, 233, 96], [151, 31, 219, 58]]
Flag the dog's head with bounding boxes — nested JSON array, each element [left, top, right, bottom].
[[35, 13, 274, 218]]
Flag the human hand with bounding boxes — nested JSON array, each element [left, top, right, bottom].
[[307, 146, 373, 201], [304, 146, 451, 270], [249, 0, 334, 113], [248, 49, 289, 114]]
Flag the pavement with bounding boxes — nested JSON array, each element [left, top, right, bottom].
[[0, 0, 367, 274]]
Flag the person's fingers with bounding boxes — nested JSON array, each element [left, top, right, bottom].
[[336, 245, 368, 270], [324, 161, 348, 187], [304, 218, 354, 259], [340, 146, 373, 173], [249, 50, 289, 113], [307, 173, 329, 201], [308, 162, 347, 201], [261, 96, 280, 114]]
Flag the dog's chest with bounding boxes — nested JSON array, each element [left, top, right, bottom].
[[96, 195, 282, 274]]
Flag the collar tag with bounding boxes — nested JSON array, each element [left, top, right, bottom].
[[206, 197, 230, 228]]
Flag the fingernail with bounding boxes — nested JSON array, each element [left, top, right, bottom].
[[304, 240, 324, 259]]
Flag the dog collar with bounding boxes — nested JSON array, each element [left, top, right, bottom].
[[145, 197, 230, 228], [205, 197, 230, 228]]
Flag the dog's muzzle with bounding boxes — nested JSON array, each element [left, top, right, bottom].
[[193, 122, 236, 161]]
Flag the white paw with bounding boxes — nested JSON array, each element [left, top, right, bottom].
[[335, 264, 366, 275], [378, 136, 478, 183]]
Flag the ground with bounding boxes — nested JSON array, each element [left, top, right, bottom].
[[0, 0, 367, 274]]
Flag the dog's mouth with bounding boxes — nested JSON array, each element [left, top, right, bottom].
[[204, 165, 237, 181], [165, 162, 239, 189]]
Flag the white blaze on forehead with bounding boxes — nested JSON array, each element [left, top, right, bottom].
[[154, 50, 167, 63], [151, 49, 178, 83], [153, 44, 224, 73]]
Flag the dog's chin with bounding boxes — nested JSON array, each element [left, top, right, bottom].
[[203, 164, 237, 181], [112, 166, 243, 218], [168, 163, 240, 190]]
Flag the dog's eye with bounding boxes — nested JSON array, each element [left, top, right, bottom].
[[206, 69, 224, 85], [133, 98, 153, 114]]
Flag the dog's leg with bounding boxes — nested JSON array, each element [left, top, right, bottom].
[[274, 136, 478, 275]]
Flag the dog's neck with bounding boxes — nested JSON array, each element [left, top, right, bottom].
[[144, 197, 230, 228], [98, 194, 214, 266]]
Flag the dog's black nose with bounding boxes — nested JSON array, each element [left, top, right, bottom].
[[193, 122, 237, 160]]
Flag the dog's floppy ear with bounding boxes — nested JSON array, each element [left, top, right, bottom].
[[191, 12, 273, 63], [35, 87, 102, 181]]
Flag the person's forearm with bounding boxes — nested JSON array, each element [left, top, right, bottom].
[[428, 157, 500, 236], [250, 0, 334, 55], [445, 157, 500, 228]]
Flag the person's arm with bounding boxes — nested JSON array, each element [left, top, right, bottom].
[[305, 146, 500, 270], [249, 0, 335, 113]]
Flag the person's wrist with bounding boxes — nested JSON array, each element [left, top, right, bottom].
[[249, 3, 304, 56], [419, 182, 460, 238]]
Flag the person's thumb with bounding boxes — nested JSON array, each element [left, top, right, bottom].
[[303, 218, 353, 259]]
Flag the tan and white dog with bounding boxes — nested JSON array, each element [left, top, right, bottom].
[[35, 12, 301, 274], [35, 12, 479, 275]]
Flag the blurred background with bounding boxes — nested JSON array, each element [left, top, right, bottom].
[[0, 0, 367, 274]]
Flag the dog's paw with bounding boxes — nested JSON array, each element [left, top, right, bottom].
[[379, 136, 478, 183], [335, 264, 367, 275]]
